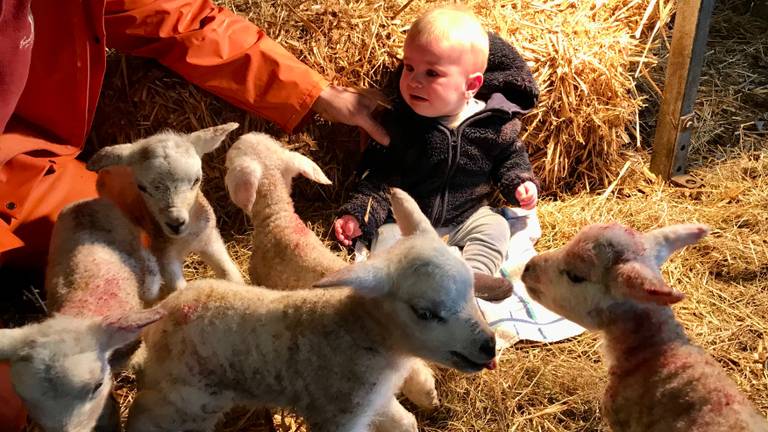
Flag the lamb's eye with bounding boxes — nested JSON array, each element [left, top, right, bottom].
[[192, 177, 201, 187], [411, 306, 445, 323], [137, 184, 150, 195], [565, 270, 587, 284], [90, 380, 103, 396]]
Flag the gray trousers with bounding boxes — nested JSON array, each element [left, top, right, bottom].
[[370, 206, 510, 276]]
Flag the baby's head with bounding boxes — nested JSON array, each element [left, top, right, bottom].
[[400, 6, 489, 118]]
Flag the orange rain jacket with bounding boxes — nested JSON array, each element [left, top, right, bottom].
[[0, 0, 328, 269], [0, 0, 327, 428]]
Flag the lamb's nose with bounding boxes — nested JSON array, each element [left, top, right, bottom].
[[165, 220, 185, 234], [479, 336, 496, 359]]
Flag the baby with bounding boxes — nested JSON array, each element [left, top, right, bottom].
[[335, 5, 539, 301]]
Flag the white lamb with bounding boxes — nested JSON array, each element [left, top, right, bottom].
[[224, 132, 441, 418], [224, 131, 344, 288], [0, 197, 166, 432], [87, 123, 245, 294], [127, 188, 497, 432], [521, 223, 768, 431]]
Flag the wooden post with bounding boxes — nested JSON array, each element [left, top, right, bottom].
[[650, 0, 715, 181]]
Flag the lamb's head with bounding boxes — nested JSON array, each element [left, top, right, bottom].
[[224, 132, 331, 213], [87, 123, 239, 237], [0, 308, 164, 431], [315, 188, 496, 373], [521, 223, 709, 330]]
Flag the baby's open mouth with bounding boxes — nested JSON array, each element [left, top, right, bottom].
[[410, 94, 428, 102]]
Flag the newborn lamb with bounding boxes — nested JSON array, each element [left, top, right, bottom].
[[127, 188, 497, 432], [88, 123, 244, 294], [0, 198, 165, 432], [522, 223, 768, 432]]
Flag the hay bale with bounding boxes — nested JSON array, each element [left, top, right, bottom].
[[220, 0, 674, 193]]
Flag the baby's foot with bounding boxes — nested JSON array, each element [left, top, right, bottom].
[[473, 273, 513, 302]]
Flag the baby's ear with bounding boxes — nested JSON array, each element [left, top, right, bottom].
[[466, 72, 484, 96]]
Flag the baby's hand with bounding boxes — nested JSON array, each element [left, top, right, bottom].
[[515, 181, 538, 210], [334, 215, 363, 247]]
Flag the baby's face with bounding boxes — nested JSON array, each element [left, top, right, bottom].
[[400, 39, 482, 118]]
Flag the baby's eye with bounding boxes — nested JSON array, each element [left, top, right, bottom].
[[403, 64, 414, 72], [426, 69, 440, 78]]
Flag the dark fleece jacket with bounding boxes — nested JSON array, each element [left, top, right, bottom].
[[340, 33, 539, 242]]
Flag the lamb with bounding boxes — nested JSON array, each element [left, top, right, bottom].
[[521, 223, 768, 432], [127, 188, 497, 432], [224, 131, 344, 288], [87, 123, 245, 294], [224, 132, 441, 420], [0, 197, 166, 432]]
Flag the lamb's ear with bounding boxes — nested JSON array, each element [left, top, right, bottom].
[[313, 261, 391, 297], [613, 262, 684, 305], [87, 143, 138, 172], [288, 152, 332, 185], [99, 307, 166, 352], [225, 161, 262, 212], [390, 188, 434, 237], [644, 224, 709, 268], [188, 122, 239, 156], [0, 328, 27, 361]]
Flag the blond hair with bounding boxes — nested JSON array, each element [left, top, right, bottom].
[[405, 5, 489, 72]]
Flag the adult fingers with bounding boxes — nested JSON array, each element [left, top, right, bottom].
[[358, 115, 390, 146]]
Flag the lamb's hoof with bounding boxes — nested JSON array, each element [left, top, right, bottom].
[[473, 273, 514, 302], [409, 387, 439, 411]]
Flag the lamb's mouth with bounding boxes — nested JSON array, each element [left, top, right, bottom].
[[525, 283, 541, 300], [449, 351, 495, 372]]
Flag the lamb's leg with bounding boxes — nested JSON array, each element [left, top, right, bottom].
[[196, 228, 244, 284], [401, 359, 439, 410], [139, 248, 162, 304], [157, 253, 186, 295], [127, 387, 220, 432], [370, 397, 418, 432]]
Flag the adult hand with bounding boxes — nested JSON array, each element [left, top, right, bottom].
[[312, 86, 390, 146], [515, 181, 538, 210], [333, 214, 362, 247]]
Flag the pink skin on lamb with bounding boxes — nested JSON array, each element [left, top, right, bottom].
[[176, 303, 202, 326], [291, 213, 311, 237], [59, 276, 136, 318], [522, 223, 768, 432]]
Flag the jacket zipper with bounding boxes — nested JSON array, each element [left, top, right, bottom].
[[433, 110, 499, 227]]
